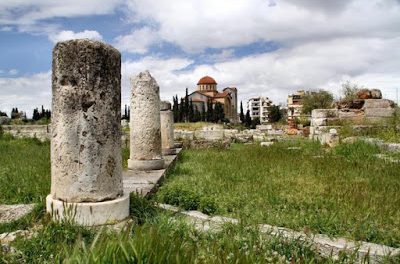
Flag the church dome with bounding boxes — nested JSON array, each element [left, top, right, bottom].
[[197, 76, 217, 85]]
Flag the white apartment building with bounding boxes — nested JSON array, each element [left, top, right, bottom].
[[247, 96, 273, 123]]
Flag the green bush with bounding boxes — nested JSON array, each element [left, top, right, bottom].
[[129, 193, 158, 224], [199, 197, 218, 215], [161, 185, 200, 210]]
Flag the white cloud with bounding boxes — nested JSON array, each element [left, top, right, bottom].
[[2, 33, 399, 117], [0, 71, 51, 117], [49, 30, 103, 43], [125, 0, 400, 52], [8, 69, 18, 75], [120, 36, 400, 107], [0, 26, 12, 31], [0, 0, 123, 26], [114, 27, 159, 54]]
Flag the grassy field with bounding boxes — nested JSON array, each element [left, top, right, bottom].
[[156, 140, 400, 247], [1, 134, 399, 262], [1, 196, 341, 264], [0, 135, 50, 204]]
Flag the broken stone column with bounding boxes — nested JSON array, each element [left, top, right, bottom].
[[160, 101, 176, 155], [128, 71, 165, 170], [46, 39, 129, 226]]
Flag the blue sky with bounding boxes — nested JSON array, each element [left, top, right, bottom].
[[1, 0, 400, 117]]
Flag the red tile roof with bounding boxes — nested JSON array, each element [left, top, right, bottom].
[[197, 76, 217, 85]]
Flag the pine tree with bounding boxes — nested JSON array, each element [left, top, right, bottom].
[[240, 101, 245, 123]]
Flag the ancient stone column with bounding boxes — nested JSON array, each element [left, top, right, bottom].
[[128, 71, 165, 170], [46, 39, 129, 226], [160, 101, 176, 155]]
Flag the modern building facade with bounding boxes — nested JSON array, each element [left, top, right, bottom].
[[247, 96, 273, 123], [287, 90, 305, 120]]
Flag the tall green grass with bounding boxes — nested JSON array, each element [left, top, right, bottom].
[[1, 210, 336, 264], [156, 140, 400, 247], [0, 136, 50, 204]]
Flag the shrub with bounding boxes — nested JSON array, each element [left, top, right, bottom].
[[161, 185, 200, 210], [199, 197, 218, 215], [130, 193, 158, 224]]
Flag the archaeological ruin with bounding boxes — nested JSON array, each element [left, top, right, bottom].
[[46, 39, 129, 226]]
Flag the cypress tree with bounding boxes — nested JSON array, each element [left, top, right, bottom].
[[179, 97, 185, 122], [207, 100, 214, 122], [245, 110, 252, 128], [240, 101, 245, 123], [188, 99, 194, 122]]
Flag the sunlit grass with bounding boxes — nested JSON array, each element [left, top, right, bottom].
[[156, 140, 400, 247]]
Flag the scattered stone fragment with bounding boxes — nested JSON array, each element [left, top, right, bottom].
[[0, 204, 35, 224], [260, 142, 274, 147]]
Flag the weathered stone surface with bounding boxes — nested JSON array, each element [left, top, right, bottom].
[[174, 130, 194, 140], [234, 134, 253, 143], [370, 89, 382, 99], [160, 101, 175, 155], [338, 109, 364, 120], [2, 125, 51, 141], [0, 116, 10, 125], [311, 118, 327, 127], [223, 129, 239, 138], [121, 119, 129, 129], [160, 101, 171, 111], [159, 204, 400, 263], [0, 230, 32, 244], [364, 108, 395, 118], [51, 39, 123, 203], [123, 149, 181, 196], [256, 124, 272, 131], [363, 99, 394, 109], [194, 130, 224, 141], [357, 89, 372, 99], [128, 71, 164, 170], [187, 139, 231, 149], [0, 204, 35, 223], [260, 142, 274, 147], [47, 193, 129, 226], [311, 109, 338, 119]]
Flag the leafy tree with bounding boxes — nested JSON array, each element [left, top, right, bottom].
[[268, 105, 282, 123], [239, 101, 245, 123], [0, 111, 8, 117], [301, 90, 334, 115], [341, 81, 361, 102]]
